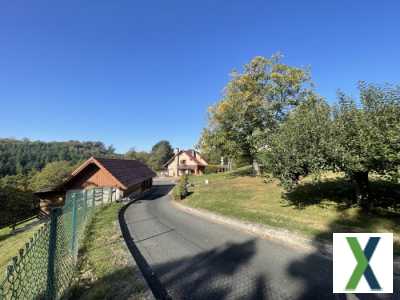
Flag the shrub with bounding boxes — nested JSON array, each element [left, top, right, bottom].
[[204, 165, 220, 174], [174, 175, 189, 200]]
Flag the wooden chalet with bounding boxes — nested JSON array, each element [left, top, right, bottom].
[[35, 157, 156, 213]]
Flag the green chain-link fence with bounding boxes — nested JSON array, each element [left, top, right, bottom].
[[0, 187, 118, 300]]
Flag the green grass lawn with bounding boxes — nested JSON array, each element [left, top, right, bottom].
[[71, 203, 147, 299], [0, 218, 42, 275], [182, 169, 400, 254]]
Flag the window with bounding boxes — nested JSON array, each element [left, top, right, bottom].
[[180, 159, 186, 164]]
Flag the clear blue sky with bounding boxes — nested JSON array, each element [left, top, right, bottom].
[[1, 1, 399, 153]]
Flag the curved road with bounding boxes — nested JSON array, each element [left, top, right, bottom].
[[123, 180, 397, 300]]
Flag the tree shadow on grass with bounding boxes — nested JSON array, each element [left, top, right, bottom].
[[287, 210, 400, 300], [283, 177, 400, 211]]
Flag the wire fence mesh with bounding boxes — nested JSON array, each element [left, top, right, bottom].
[[0, 187, 118, 300]]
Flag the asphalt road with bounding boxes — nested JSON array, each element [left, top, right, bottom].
[[123, 180, 398, 300]]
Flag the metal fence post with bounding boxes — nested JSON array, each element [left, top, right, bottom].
[[108, 187, 112, 203], [46, 208, 60, 300], [92, 189, 95, 209], [71, 193, 78, 260], [83, 190, 87, 221], [101, 188, 104, 205]]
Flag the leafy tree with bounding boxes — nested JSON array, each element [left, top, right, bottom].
[[0, 185, 38, 227], [29, 161, 74, 191], [330, 83, 400, 209], [198, 54, 311, 164], [0, 170, 36, 192], [125, 148, 152, 165], [265, 82, 400, 210], [262, 93, 332, 189], [149, 140, 174, 170]]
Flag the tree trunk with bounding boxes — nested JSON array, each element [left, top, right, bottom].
[[351, 171, 371, 211]]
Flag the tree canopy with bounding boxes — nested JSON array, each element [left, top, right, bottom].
[[264, 82, 400, 209], [149, 140, 174, 170], [29, 161, 75, 191], [0, 139, 116, 177], [125, 140, 174, 171], [262, 93, 332, 189], [198, 54, 311, 164]]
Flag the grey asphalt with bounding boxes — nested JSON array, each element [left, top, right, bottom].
[[123, 180, 399, 300]]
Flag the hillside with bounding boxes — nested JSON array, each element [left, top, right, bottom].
[[0, 138, 117, 177]]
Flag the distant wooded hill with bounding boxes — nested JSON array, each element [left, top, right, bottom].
[[0, 138, 117, 177]]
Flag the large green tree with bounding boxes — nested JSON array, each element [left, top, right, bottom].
[[29, 161, 74, 191], [265, 82, 400, 210], [262, 93, 332, 189], [149, 140, 174, 170], [198, 54, 311, 164], [330, 83, 400, 208]]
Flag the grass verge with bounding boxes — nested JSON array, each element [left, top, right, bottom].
[[0, 218, 41, 274], [71, 203, 147, 299], [178, 170, 400, 255]]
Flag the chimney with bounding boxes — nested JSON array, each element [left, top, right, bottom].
[[192, 150, 196, 158]]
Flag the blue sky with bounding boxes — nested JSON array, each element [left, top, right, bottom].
[[1, 1, 399, 153]]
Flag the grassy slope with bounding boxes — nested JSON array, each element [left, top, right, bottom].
[[184, 170, 400, 254], [72, 203, 146, 299], [0, 219, 41, 275]]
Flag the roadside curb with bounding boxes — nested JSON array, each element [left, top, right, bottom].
[[118, 196, 172, 300], [170, 197, 325, 254], [170, 195, 400, 276]]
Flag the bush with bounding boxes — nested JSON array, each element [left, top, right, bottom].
[[204, 165, 220, 174], [0, 186, 39, 227], [174, 175, 189, 200]]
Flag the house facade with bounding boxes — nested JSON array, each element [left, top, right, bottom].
[[35, 157, 156, 213], [164, 149, 208, 176]]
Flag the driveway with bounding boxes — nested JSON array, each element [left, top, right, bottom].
[[122, 179, 398, 300]]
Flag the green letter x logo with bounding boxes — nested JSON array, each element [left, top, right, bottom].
[[346, 237, 381, 290]]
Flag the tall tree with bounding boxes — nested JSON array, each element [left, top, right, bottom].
[[262, 93, 332, 189], [330, 83, 400, 209], [198, 54, 311, 164], [265, 82, 400, 210], [29, 161, 74, 191], [125, 147, 151, 165], [149, 140, 174, 170]]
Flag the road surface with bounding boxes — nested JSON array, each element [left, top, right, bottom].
[[122, 180, 398, 300]]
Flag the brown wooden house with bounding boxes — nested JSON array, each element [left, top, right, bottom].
[[35, 157, 156, 213]]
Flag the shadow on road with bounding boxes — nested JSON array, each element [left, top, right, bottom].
[[136, 183, 175, 202], [152, 238, 271, 300]]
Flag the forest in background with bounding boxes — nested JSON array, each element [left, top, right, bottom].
[[0, 139, 117, 177], [0, 138, 174, 227]]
